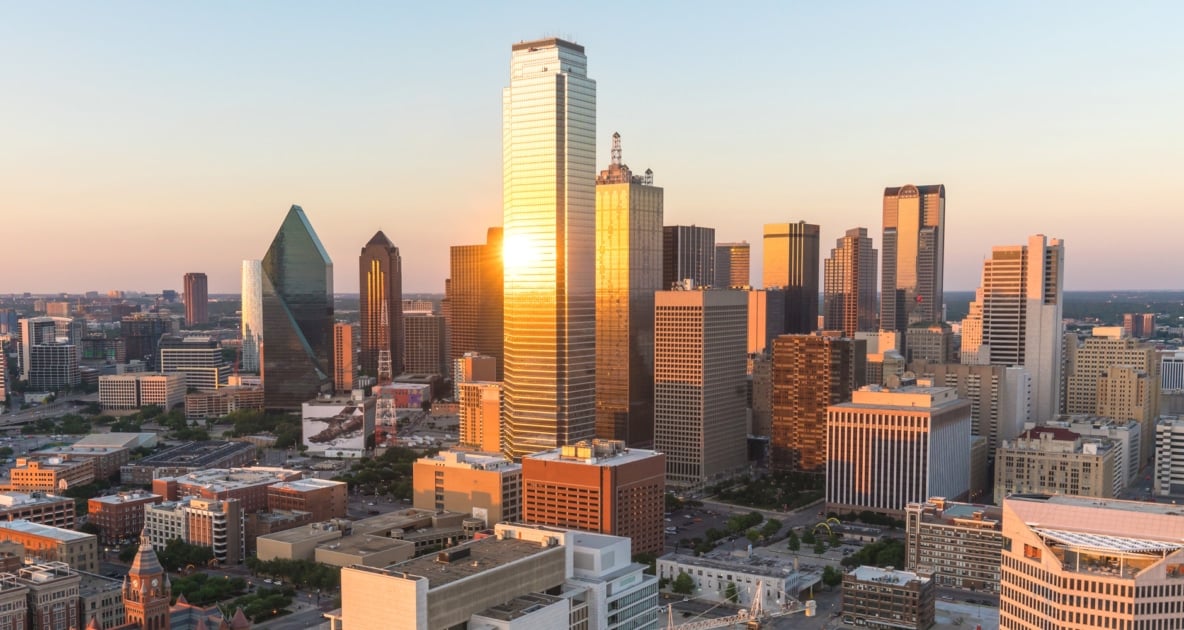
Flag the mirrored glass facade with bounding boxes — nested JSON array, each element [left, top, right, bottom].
[[261, 205, 334, 410], [241, 259, 262, 372], [882, 184, 946, 333], [763, 221, 820, 334], [502, 38, 597, 458], [359, 231, 403, 379]]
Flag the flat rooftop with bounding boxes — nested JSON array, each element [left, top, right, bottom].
[[0, 519, 91, 542], [354, 536, 561, 589], [472, 592, 564, 623], [660, 552, 802, 580], [258, 522, 345, 545], [1006, 495, 1184, 542], [850, 565, 929, 584], [0, 492, 71, 508], [269, 478, 345, 493], [133, 441, 255, 468], [321, 534, 410, 557], [526, 445, 661, 467], [90, 491, 161, 506], [158, 467, 297, 491]]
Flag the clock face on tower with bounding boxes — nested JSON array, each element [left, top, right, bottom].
[[132, 578, 140, 589], [151, 578, 159, 588]]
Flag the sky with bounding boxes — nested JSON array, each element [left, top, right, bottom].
[[2, 1, 1182, 294]]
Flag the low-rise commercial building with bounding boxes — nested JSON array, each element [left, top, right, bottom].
[[412, 450, 521, 526], [99, 373, 186, 411], [0, 520, 98, 573], [904, 497, 1003, 593], [994, 427, 1119, 503], [153, 467, 300, 515], [184, 386, 265, 421], [266, 478, 348, 522], [656, 552, 819, 612], [121, 441, 257, 485], [87, 490, 163, 545], [841, 566, 935, 630], [0, 492, 76, 529], [33, 443, 131, 480], [7, 457, 95, 494]]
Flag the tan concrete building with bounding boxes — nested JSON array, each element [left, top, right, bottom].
[[144, 497, 244, 564], [905, 322, 954, 364], [256, 521, 347, 563], [458, 381, 503, 454], [994, 426, 1118, 504], [841, 566, 935, 630], [905, 497, 1003, 593], [412, 450, 521, 526], [0, 492, 75, 530], [33, 443, 131, 480], [0, 520, 98, 573], [522, 440, 665, 555], [999, 495, 1184, 629], [7, 457, 95, 494], [184, 385, 264, 420], [1064, 327, 1160, 456], [99, 372, 187, 411], [1097, 365, 1158, 462]]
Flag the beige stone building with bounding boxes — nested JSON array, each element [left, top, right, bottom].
[[6, 458, 95, 494], [905, 497, 1003, 593], [994, 426, 1118, 504], [1064, 327, 1160, 459], [999, 495, 1184, 629], [0, 521, 98, 573], [412, 450, 521, 526], [458, 381, 503, 453]]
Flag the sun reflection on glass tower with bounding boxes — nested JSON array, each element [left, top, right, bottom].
[[241, 260, 262, 373], [261, 205, 334, 410], [502, 37, 597, 459], [882, 184, 945, 333]]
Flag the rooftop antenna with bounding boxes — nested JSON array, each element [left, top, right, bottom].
[[611, 131, 622, 167]]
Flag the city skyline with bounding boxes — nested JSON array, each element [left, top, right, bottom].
[[3, 3, 1182, 294]]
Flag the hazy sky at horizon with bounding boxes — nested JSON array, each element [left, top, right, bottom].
[[2, 2, 1181, 294]]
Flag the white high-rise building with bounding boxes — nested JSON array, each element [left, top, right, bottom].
[[1154, 415, 1184, 496], [961, 235, 1064, 422], [501, 38, 597, 459], [1161, 349, 1184, 392], [241, 259, 263, 373]]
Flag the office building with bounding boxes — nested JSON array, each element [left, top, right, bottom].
[[18, 317, 80, 390], [960, 235, 1065, 421], [0, 520, 97, 573], [446, 228, 503, 379], [763, 221, 820, 334], [1162, 350, 1184, 391], [751, 354, 773, 438], [241, 259, 263, 373], [403, 313, 447, 377], [183, 385, 264, 420], [413, 450, 522, 526], [262, 205, 334, 410], [909, 360, 1032, 454], [904, 498, 1003, 593], [78, 571, 125, 630], [88, 490, 162, 546], [18, 562, 83, 630], [594, 132, 663, 447], [145, 496, 244, 564], [662, 225, 715, 289], [841, 566, 935, 630], [183, 272, 208, 326], [153, 467, 299, 514], [158, 335, 229, 391], [1153, 415, 1184, 496], [458, 381, 503, 454], [998, 494, 1184, 630], [33, 442, 130, 480], [747, 288, 787, 357], [823, 227, 877, 336], [0, 351, 7, 404], [654, 290, 748, 487], [522, 440, 665, 555], [881, 184, 945, 333], [333, 322, 354, 392], [360, 231, 404, 380], [453, 352, 496, 399], [120, 312, 181, 368], [1123, 312, 1156, 339], [905, 322, 954, 364], [715, 241, 751, 288], [45, 301, 71, 317], [827, 383, 972, 516], [501, 38, 597, 459], [121, 441, 258, 485], [770, 334, 858, 473], [994, 427, 1118, 503], [0, 493, 75, 530], [7, 457, 95, 494], [267, 478, 347, 522], [1064, 327, 1161, 459]]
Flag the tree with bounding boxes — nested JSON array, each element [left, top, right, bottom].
[[822, 565, 844, 588], [813, 540, 827, 555], [672, 572, 694, 595], [760, 518, 782, 540], [802, 530, 816, 545], [829, 533, 842, 548], [725, 581, 738, 603], [745, 529, 762, 544], [786, 531, 801, 552]]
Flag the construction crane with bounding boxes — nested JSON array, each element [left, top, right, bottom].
[[665, 581, 817, 629]]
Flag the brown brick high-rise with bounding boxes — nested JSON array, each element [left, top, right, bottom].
[[771, 334, 857, 472]]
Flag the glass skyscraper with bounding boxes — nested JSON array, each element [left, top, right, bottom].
[[261, 205, 334, 410], [763, 221, 820, 334], [359, 231, 403, 380], [502, 38, 597, 459], [882, 184, 946, 332], [594, 132, 663, 447], [241, 259, 262, 373]]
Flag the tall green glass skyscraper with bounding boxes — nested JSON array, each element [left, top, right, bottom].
[[262, 205, 334, 410]]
